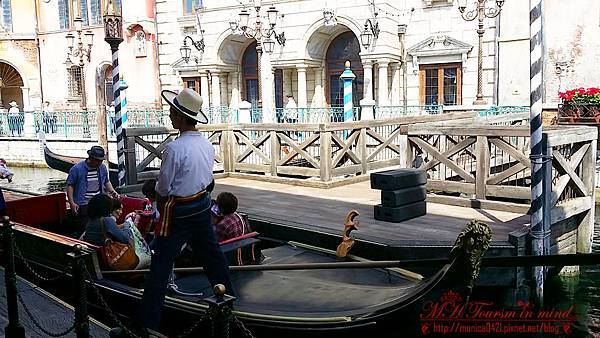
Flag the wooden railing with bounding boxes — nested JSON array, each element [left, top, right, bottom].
[[123, 112, 474, 187], [122, 114, 596, 206], [405, 123, 597, 206]]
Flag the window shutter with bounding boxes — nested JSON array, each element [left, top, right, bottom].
[[1, 0, 12, 32], [79, 0, 89, 26], [90, 0, 100, 25], [58, 0, 70, 29]]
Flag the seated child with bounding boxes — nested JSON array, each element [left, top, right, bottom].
[[211, 192, 247, 242], [110, 197, 152, 269], [141, 179, 161, 242], [0, 159, 14, 183]]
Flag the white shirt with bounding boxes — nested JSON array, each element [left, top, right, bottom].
[[156, 131, 214, 197]]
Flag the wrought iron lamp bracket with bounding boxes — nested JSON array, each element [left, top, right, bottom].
[[364, 18, 380, 39], [183, 34, 205, 53]]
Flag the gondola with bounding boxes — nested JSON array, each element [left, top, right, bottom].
[[43, 144, 121, 186], [4, 192, 486, 336]]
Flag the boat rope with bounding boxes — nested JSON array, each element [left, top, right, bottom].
[[12, 240, 68, 282], [16, 288, 77, 337], [176, 311, 211, 338]]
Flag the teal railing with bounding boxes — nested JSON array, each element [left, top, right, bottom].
[[479, 105, 530, 117], [274, 107, 360, 123], [374, 105, 443, 119]]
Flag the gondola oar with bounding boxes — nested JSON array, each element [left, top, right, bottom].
[[101, 252, 600, 275]]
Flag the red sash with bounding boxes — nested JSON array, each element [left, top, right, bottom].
[[157, 190, 206, 237]]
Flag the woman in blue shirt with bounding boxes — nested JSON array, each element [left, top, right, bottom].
[[82, 194, 131, 246]]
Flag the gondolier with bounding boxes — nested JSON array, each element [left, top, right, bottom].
[[111, 89, 234, 336]]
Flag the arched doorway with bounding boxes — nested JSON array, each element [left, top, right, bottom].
[[0, 62, 24, 110], [242, 42, 259, 107], [325, 31, 363, 107]]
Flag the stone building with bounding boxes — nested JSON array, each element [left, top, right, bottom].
[[156, 0, 600, 121], [0, 0, 41, 111], [36, 0, 161, 111]]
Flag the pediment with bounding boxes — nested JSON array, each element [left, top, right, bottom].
[[408, 35, 472, 57]]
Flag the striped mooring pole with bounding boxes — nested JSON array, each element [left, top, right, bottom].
[[340, 61, 356, 122], [529, 0, 547, 303], [104, 0, 125, 186], [119, 78, 128, 128]]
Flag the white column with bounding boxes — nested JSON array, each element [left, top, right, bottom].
[[360, 60, 375, 120], [377, 61, 389, 106], [229, 71, 240, 109], [200, 72, 210, 109], [211, 72, 221, 108], [363, 61, 373, 101], [284, 68, 293, 96], [297, 66, 307, 108], [314, 67, 324, 107], [391, 63, 401, 106], [259, 50, 275, 122]]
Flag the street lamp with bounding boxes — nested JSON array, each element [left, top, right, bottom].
[[457, 0, 505, 105], [360, 17, 379, 50], [65, 16, 94, 110], [230, 2, 286, 107], [179, 35, 205, 63]]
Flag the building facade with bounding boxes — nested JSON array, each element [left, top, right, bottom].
[[0, 0, 41, 112], [36, 0, 161, 111], [156, 0, 600, 121]]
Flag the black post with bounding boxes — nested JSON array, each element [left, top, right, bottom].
[[67, 244, 89, 338], [204, 284, 236, 338], [2, 216, 26, 338]]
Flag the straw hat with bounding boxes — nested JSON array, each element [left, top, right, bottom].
[[161, 88, 208, 124]]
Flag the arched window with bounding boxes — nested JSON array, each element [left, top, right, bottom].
[[325, 31, 363, 107], [104, 65, 113, 105], [242, 42, 258, 107]]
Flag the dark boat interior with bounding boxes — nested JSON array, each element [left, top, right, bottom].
[[5, 192, 451, 334]]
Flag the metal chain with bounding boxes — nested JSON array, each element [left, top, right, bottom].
[[17, 291, 76, 337], [13, 240, 68, 282], [177, 311, 211, 338], [82, 267, 143, 338], [233, 315, 256, 338]]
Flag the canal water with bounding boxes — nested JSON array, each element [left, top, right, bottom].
[[2, 166, 600, 337]]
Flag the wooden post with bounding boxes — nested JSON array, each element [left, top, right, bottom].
[[319, 127, 332, 182], [270, 131, 280, 177], [578, 137, 597, 253], [359, 127, 368, 174], [476, 136, 489, 200], [220, 128, 232, 173], [123, 133, 137, 185], [95, 66, 108, 155], [67, 244, 90, 338]]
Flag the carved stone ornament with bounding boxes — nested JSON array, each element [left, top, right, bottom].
[[407, 35, 473, 74]]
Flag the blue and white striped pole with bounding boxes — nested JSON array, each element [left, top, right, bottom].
[[529, 0, 546, 303], [111, 49, 125, 186], [340, 61, 356, 122], [119, 79, 128, 128]]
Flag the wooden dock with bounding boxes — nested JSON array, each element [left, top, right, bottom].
[[213, 177, 529, 245], [0, 267, 109, 337]]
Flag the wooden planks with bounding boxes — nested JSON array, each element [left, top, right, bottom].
[[212, 178, 528, 244]]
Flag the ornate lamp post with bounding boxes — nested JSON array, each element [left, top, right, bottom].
[[103, 0, 125, 186], [66, 17, 94, 110], [179, 35, 205, 63], [457, 0, 505, 105], [229, 0, 285, 109], [65, 15, 94, 137]]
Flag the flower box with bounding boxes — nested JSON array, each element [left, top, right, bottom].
[[556, 87, 600, 124]]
